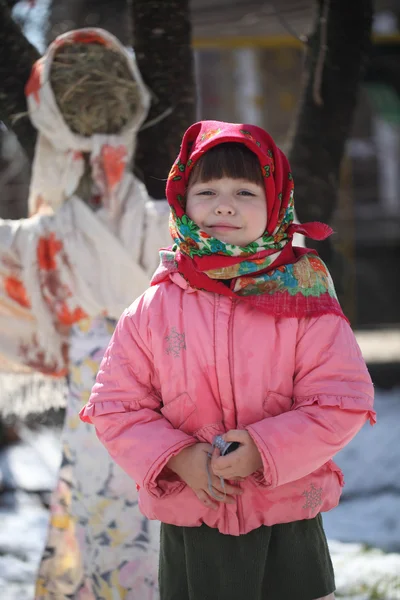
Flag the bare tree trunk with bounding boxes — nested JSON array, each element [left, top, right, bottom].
[[0, 129, 30, 218], [132, 0, 196, 199], [288, 0, 373, 299], [0, 0, 39, 162]]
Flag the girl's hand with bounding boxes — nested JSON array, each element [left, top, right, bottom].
[[211, 430, 263, 479], [167, 443, 243, 511]]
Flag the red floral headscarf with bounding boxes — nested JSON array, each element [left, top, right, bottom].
[[153, 121, 344, 320]]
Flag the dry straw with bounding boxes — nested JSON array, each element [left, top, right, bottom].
[[50, 42, 141, 136]]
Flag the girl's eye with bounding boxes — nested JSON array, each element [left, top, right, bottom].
[[197, 190, 214, 196], [238, 190, 256, 196]]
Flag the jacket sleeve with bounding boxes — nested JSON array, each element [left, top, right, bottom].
[[246, 314, 375, 489], [80, 306, 197, 498]]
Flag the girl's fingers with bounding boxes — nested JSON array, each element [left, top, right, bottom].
[[203, 443, 214, 454], [215, 480, 242, 496], [212, 461, 236, 477], [210, 487, 235, 504], [213, 465, 243, 480], [211, 477, 242, 499], [211, 456, 235, 474], [212, 448, 245, 469], [211, 478, 230, 497], [196, 489, 218, 511]]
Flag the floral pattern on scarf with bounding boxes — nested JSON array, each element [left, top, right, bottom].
[[154, 121, 343, 320]]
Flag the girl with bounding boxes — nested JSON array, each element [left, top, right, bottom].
[[0, 29, 168, 599], [80, 121, 375, 600]]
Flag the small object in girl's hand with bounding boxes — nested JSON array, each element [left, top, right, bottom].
[[213, 435, 240, 456]]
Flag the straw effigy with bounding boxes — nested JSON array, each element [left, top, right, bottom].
[[50, 42, 142, 136], [0, 42, 144, 423]]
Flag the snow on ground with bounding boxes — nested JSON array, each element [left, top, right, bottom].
[[0, 492, 49, 600], [0, 388, 399, 599], [323, 387, 400, 552], [330, 541, 400, 599], [0, 427, 60, 600]]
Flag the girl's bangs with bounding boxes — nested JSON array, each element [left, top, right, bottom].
[[188, 143, 264, 187]]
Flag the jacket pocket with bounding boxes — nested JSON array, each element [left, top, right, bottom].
[[263, 391, 293, 418], [161, 392, 198, 434], [327, 459, 345, 487]]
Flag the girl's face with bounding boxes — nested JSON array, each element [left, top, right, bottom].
[[186, 177, 267, 247]]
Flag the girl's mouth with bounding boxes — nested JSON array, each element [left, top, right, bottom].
[[208, 224, 241, 231]]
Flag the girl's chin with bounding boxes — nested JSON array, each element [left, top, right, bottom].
[[203, 227, 255, 246], [212, 234, 250, 246]]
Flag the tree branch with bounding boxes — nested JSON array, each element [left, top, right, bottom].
[[288, 0, 373, 226], [287, 0, 373, 306], [132, 0, 196, 199]]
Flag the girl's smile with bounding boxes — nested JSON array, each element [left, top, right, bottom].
[[207, 222, 242, 232]]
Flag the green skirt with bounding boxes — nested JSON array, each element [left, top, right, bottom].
[[159, 515, 335, 600]]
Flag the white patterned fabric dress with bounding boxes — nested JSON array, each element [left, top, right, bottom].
[[35, 316, 160, 600], [0, 28, 171, 599]]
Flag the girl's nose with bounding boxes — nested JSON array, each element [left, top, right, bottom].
[[215, 204, 235, 216]]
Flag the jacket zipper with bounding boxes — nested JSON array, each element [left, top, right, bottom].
[[227, 299, 244, 533], [227, 299, 238, 426]]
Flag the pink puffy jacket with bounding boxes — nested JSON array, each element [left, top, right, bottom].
[[80, 272, 375, 536]]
